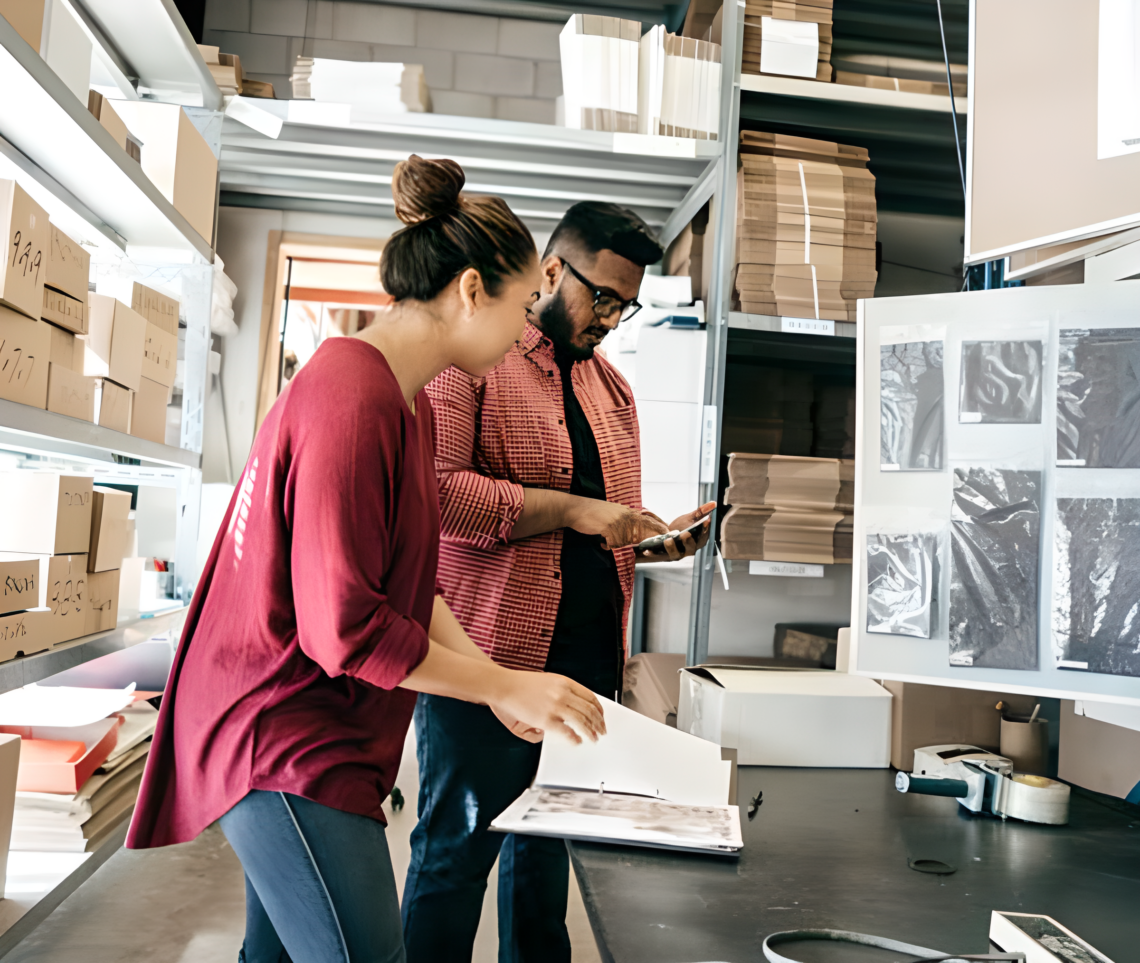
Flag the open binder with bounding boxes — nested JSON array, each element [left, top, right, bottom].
[[490, 697, 743, 857]]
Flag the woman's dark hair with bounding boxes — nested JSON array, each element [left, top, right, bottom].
[[381, 155, 535, 302]]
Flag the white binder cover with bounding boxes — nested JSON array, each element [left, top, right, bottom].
[[491, 697, 743, 856]]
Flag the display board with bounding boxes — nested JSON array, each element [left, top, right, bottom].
[[852, 282, 1140, 706], [966, 0, 1140, 263]]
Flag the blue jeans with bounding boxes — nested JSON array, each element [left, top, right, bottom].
[[220, 790, 405, 963], [401, 695, 571, 963]]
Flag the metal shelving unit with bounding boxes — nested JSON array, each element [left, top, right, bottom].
[[0, 608, 186, 697], [0, 15, 213, 259], [0, 400, 200, 470], [0, 819, 131, 958], [218, 100, 721, 233], [683, 2, 926, 664], [0, 3, 220, 951]]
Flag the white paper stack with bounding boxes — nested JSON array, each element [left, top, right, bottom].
[[11, 702, 157, 853], [290, 57, 432, 117], [638, 26, 722, 140], [743, 0, 834, 81], [559, 15, 641, 133], [491, 697, 742, 856]]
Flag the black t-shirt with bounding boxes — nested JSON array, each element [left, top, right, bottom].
[[543, 352, 624, 697]]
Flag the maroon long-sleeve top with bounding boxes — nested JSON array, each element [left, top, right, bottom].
[[128, 338, 436, 848]]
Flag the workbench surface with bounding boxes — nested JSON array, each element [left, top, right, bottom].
[[568, 767, 1139, 962]]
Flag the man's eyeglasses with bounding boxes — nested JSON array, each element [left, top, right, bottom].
[[560, 258, 642, 323]]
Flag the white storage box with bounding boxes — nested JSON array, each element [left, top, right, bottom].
[[678, 667, 892, 767]]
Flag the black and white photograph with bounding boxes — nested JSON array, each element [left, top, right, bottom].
[[1053, 498, 1140, 677], [959, 340, 1044, 424], [949, 468, 1041, 670], [881, 340, 945, 471], [866, 533, 940, 639], [1057, 328, 1140, 467], [492, 788, 744, 855]]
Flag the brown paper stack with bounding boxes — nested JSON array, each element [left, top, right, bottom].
[[835, 71, 965, 97], [734, 130, 877, 322], [743, 0, 833, 81], [720, 453, 854, 563]]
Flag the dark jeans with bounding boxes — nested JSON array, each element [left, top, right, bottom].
[[401, 694, 571, 963], [220, 790, 405, 963]]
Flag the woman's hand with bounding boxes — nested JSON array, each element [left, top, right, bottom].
[[489, 670, 607, 745], [567, 498, 667, 550]]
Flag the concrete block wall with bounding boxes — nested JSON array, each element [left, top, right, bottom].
[[203, 0, 563, 123]]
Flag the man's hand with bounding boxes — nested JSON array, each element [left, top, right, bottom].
[[566, 498, 667, 550], [489, 671, 607, 745], [638, 501, 716, 562]]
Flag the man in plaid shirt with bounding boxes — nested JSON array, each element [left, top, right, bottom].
[[402, 203, 712, 962]]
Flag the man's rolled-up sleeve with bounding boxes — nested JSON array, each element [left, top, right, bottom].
[[427, 366, 525, 550]]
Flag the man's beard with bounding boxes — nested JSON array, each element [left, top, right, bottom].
[[536, 289, 606, 362]]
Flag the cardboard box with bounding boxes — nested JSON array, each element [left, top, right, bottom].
[[88, 487, 130, 573], [0, 609, 51, 660], [45, 552, 86, 643], [0, 1, 90, 103], [95, 378, 131, 433], [677, 666, 892, 767], [112, 102, 219, 244], [85, 568, 119, 634], [0, 732, 19, 898], [141, 322, 176, 388], [47, 363, 94, 422], [0, 307, 49, 408], [47, 322, 73, 367], [0, 552, 88, 644], [0, 557, 39, 616], [1059, 700, 1140, 803], [131, 282, 179, 336], [0, 181, 48, 321], [45, 224, 88, 304], [87, 90, 134, 155], [84, 294, 145, 391], [881, 681, 1045, 771], [41, 286, 86, 335], [0, 0, 46, 50], [129, 376, 168, 443], [1, 717, 119, 793], [0, 472, 92, 555]]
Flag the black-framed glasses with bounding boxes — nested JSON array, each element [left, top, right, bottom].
[[560, 258, 642, 323]]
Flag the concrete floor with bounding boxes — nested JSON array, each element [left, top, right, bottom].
[[4, 732, 602, 962]]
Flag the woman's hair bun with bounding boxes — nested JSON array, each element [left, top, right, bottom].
[[391, 155, 465, 225]]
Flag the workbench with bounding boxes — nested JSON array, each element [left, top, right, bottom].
[[568, 767, 1139, 962]]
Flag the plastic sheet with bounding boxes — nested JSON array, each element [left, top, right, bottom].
[[949, 468, 1040, 670], [1053, 498, 1140, 677], [866, 533, 939, 638], [1056, 328, 1140, 467], [880, 341, 944, 471], [959, 340, 1043, 424]]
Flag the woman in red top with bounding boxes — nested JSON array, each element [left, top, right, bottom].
[[127, 156, 605, 963]]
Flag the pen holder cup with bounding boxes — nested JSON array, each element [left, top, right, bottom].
[[1000, 716, 1049, 775]]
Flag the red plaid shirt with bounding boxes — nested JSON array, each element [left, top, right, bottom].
[[427, 323, 642, 671]]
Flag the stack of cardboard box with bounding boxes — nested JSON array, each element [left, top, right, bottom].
[[734, 130, 877, 322], [0, 474, 128, 658], [720, 453, 853, 564], [742, 0, 833, 81]]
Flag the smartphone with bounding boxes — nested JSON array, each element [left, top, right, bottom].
[[636, 512, 713, 557]]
